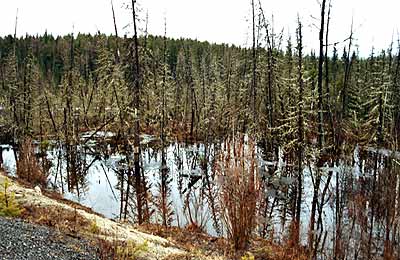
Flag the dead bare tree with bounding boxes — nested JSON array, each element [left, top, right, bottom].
[[130, 0, 145, 224], [308, 1, 327, 257]]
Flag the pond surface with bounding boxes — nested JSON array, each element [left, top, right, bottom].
[[1, 136, 386, 254], [1, 137, 221, 235], [1, 141, 333, 238]]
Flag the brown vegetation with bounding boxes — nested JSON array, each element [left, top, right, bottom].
[[139, 223, 308, 260], [16, 138, 48, 187], [215, 136, 260, 250]]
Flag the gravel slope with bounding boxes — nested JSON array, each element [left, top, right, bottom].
[[0, 217, 99, 260]]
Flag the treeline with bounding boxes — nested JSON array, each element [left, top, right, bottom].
[[1, 31, 398, 145]]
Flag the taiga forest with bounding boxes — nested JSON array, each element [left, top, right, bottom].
[[1, 0, 400, 259]]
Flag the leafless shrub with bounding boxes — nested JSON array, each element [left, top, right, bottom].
[[16, 138, 48, 187], [215, 135, 261, 250], [183, 188, 210, 233]]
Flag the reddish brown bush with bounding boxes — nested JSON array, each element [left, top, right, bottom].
[[16, 138, 48, 187], [215, 135, 261, 250]]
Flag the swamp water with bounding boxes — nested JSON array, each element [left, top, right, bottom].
[[1, 134, 385, 255], [1, 135, 222, 235]]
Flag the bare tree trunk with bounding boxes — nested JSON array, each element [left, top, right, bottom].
[[251, 0, 257, 124], [309, 1, 326, 257], [110, 0, 120, 63], [315, 1, 333, 255], [341, 20, 353, 119], [160, 17, 170, 227], [294, 17, 304, 246], [11, 8, 19, 164], [131, 0, 143, 224]]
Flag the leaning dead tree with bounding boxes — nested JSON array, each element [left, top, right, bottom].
[[308, 0, 327, 257]]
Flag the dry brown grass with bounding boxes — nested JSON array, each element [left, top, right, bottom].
[[138, 223, 226, 254], [248, 237, 308, 260], [94, 238, 149, 260], [139, 223, 308, 260], [21, 204, 92, 235]]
